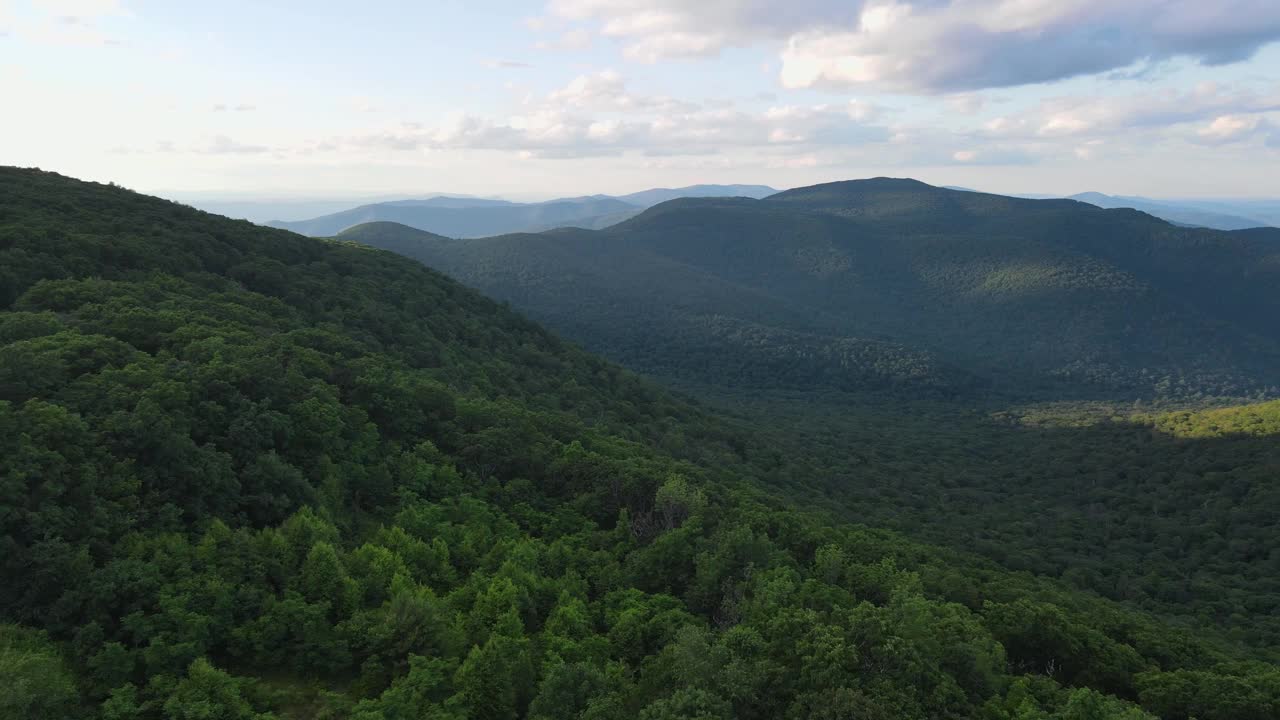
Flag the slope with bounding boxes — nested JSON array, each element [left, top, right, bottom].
[[338, 222, 982, 396], [344, 179, 1280, 400], [6, 167, 1278, 719]]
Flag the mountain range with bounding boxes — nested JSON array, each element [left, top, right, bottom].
[[3, 167, 1279, 719], [339, 178, 1280, 400], [1065, 192, 1273, 230], [947, 187, 1277, 230], [267, 183, 779, 238]]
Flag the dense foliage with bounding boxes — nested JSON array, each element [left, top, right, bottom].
[[342, 180, 1280, 400], [706, 392, 1280, 653], [2, 167, 1279, 720]]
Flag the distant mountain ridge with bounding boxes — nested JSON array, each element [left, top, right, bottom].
[[1067, 191, 1271, 230], [270, 183, 779, 238], [616, 184, 779, 206], [946, 186, 1276, 230], [338, 177, 1280, 400]]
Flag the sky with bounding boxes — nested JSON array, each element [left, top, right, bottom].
[[3, 0, 1280, 200]]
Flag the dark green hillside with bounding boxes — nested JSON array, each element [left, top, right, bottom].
[[337, 188, 1280, 658], [763, 180, 1280, 342], [6, 167, 1279, 719], [342, 179, 1280, 400], [339, 222, 980, 396], [765, 177, 1091, 229]]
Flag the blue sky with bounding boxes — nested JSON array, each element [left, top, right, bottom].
[[3, 0, 1279, 199]]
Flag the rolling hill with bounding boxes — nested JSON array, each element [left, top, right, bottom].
[[4, 167, 1280, 720], [339, 178, 1280, 400], [267, 195, 639, 238], [268, 184, 780, 238]]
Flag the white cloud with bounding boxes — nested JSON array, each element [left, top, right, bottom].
[[1196, 114, 1269, 144], [980, 83, 1280, 140], [486, 59, 534, 69], [198, 135, 270, 155], [546, 69, 696, 112], [549, 1, 1280, 93], [307, 71, 892, 161], [946, 94, 986, 115], [781, 1, 1280, 93], [1074, 140, 1104, 159], [847, 99, 881, 121], [549, 0, 862, 59]]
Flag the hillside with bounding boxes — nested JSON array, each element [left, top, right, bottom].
[[341, 179, 1280, 400], [337, 222, 984, 397], [6, 167, 1280, 719]]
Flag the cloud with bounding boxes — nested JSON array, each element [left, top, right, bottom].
[[549, 1, 1280, 93], [198, 135, 270, 155], [944, 147, 1037, 165], [212, 103, 257, 112], [785, 2, 1280, 93], [1073, 139, 1105, 159], [946, 94, 986, 115], [1195, 114, 1270, 144], [548, 0, 861, 60], [979, 83, 1280, 139], [315, 73, 892, 161], [546, 69, 697, 112], [486, 59, 534, 69]]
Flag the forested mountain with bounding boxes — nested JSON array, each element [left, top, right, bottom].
[[340, 179, 1280, 401], [6, 167, 1280, 719], [268, 184, 780, 239], [336, 179, 1280, 669]]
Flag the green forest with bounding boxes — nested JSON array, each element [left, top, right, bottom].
[[2, 167, 1279, 720], [342, 180, 1280, 402]]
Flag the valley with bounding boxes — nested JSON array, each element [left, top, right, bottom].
[[2, 168, 1277, 720]]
